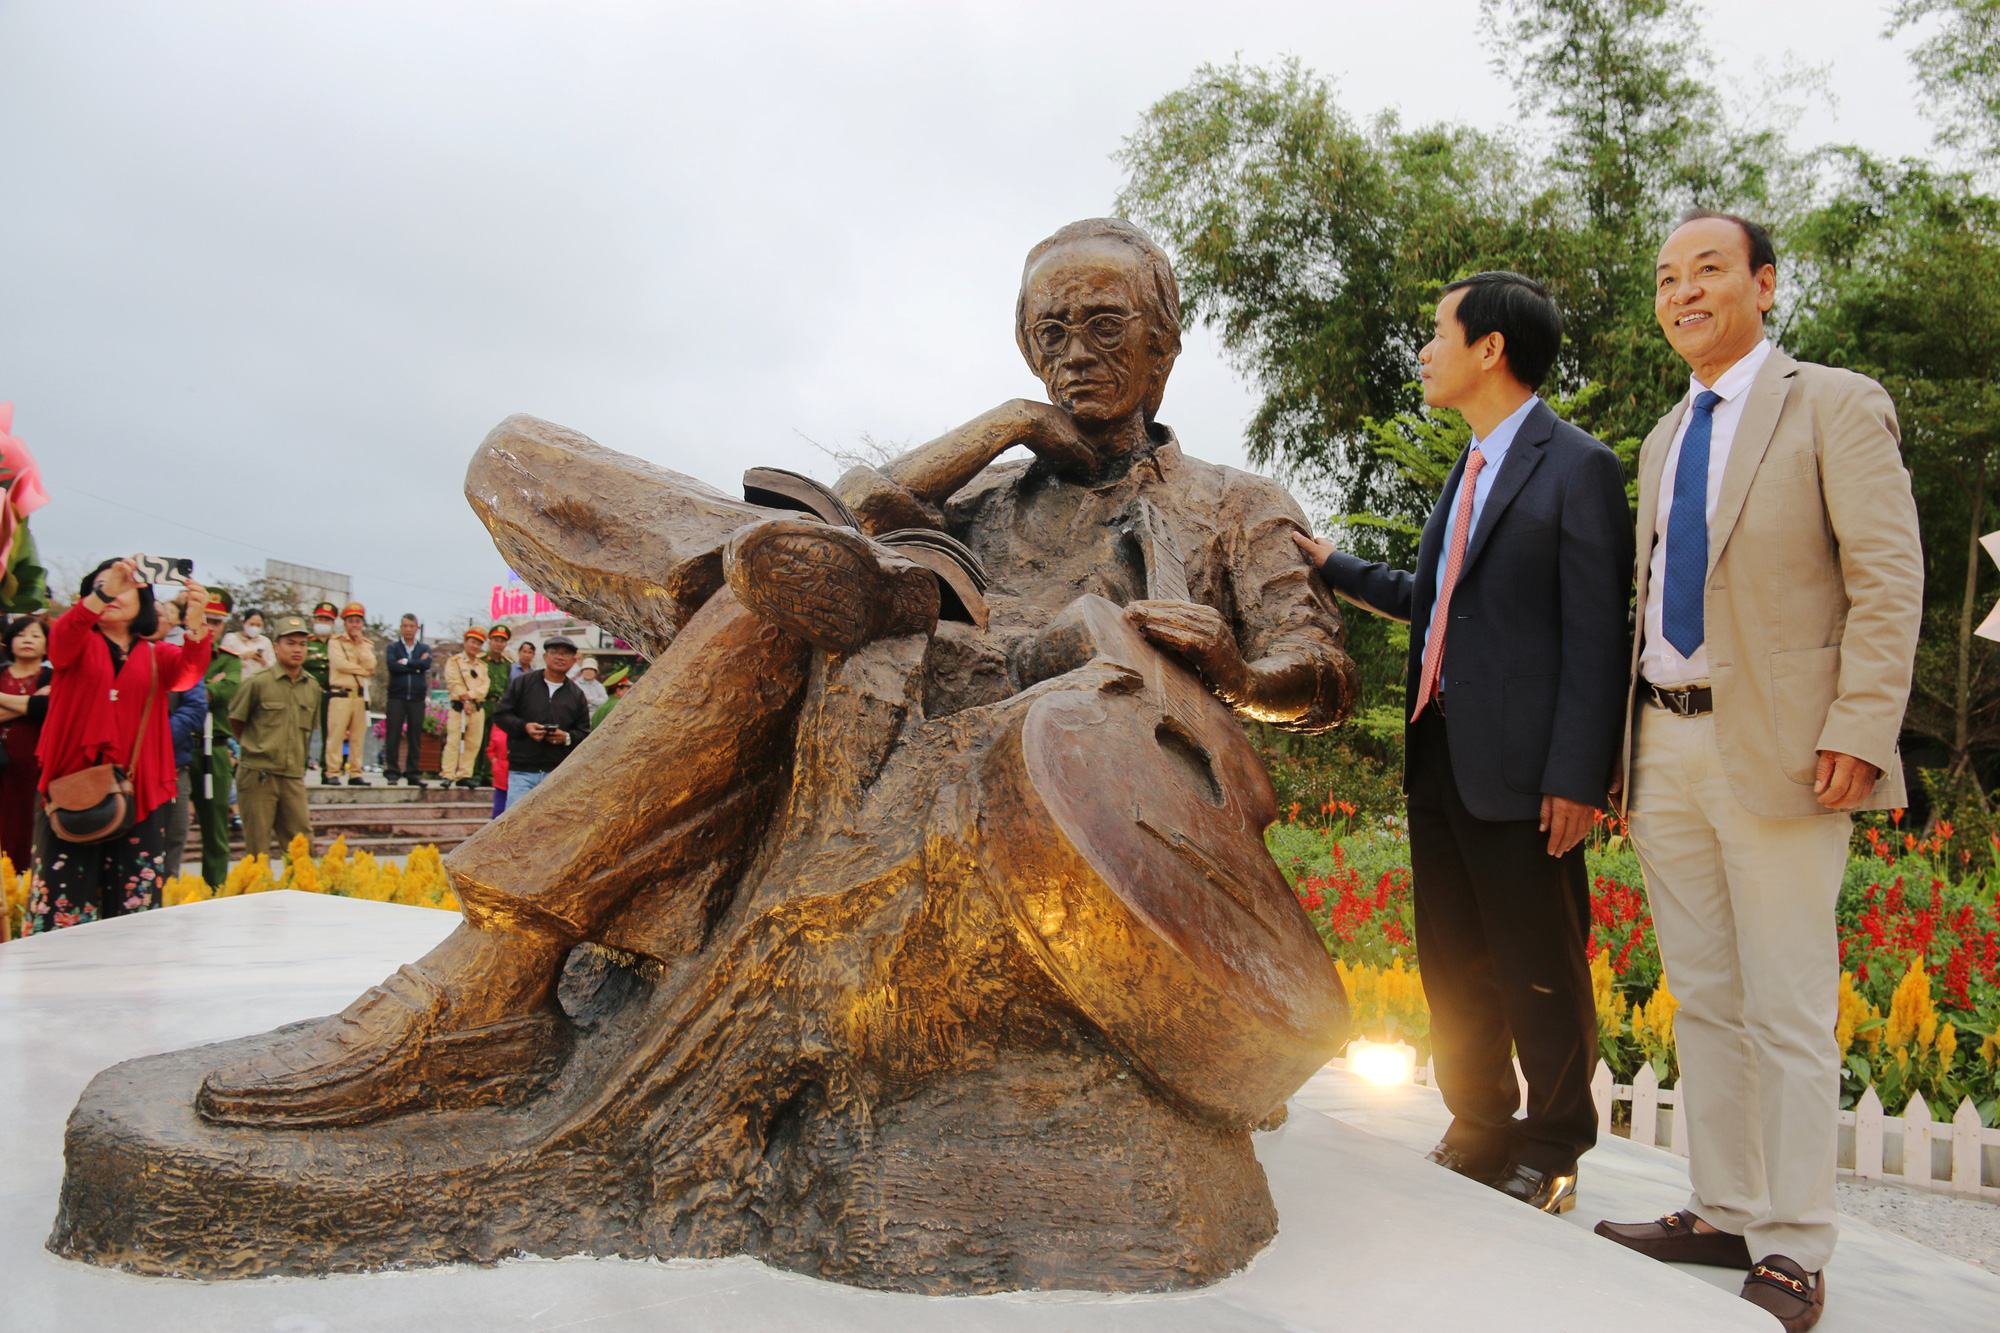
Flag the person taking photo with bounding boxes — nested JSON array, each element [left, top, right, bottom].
[[30, 557, 212, 931]]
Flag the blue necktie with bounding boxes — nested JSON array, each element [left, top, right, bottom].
[[1661, 390, 1723, 659]]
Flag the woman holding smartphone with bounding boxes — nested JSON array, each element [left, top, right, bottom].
[[29, 557, 212, 932]]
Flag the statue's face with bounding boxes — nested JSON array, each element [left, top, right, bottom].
[[1022, 240, 1172, 427]]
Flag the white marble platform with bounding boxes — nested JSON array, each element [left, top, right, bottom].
[[2, 893, 1778, 1332]]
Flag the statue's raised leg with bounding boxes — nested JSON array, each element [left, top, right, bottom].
[[196, 591, 816, 1126]]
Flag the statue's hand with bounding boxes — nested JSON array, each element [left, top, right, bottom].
[[1006, 398, 1096, 476], [1128, 600, 1250, 699]]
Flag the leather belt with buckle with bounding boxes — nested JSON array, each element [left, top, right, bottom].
[[1643, 680, 1713, 716]]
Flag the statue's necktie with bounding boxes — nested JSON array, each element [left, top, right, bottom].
[[1661, 390, 1724, 660], [1412, 446, 1486, 722]]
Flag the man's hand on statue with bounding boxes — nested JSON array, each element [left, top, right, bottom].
[[1814, 750, 1881, 811], [1128, 600, 1249, 697], [1291, 532, 1337, 566], [1007, 398, 1096, 476], [1539, 794, 1595, 858]]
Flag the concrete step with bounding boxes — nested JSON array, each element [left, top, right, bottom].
[[308, 802, 492, 822], [302, 783, 494, 805]]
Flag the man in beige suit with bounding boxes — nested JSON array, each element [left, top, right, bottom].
[[1594, 212, 1923, 1333]]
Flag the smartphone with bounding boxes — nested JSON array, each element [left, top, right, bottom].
[[132, 555, 193, 584]]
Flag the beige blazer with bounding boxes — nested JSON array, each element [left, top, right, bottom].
[[1622, 348, 1923, 819]]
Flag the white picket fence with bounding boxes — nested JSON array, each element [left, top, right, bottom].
[[1342, 1047, 2000, 1202]]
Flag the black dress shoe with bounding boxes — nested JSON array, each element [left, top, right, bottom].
[[1491, 1161, 1577, 1214], [347, 777, 368, 787], [1424, 1141, 1504, 1184]]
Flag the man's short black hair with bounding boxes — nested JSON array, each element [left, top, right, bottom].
[[401, 612, 419, 624], [1677, 208, 1777, 277], [1439, 271, 1563, 390]]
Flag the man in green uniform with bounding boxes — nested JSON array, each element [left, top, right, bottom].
[[471, 623, 513, 788], [304, 600, 338, 779], [191, 589, 244, 888], [230, 614, 324, 865]]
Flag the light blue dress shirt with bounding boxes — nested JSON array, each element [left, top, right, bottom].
[[1417, 395, 1541, 658]]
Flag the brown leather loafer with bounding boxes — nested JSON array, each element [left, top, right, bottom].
[[1741, 1255, 1825, 1331], [1491, 1161, 1577, 1213], [1594, 1210, 1753, 1267], [1425, 1140, 1505, 1185]]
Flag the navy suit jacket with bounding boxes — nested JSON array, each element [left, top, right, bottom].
[[1318, 400, 1633, 822], [385, 638, 432, 702]]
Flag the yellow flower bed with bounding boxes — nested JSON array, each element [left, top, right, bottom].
[[1, 854, 30, 941], [1335, 955, 1430, 1050], [161, 835, 460, 913]]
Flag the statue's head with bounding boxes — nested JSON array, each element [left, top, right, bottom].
[[1016, 219, 1182, 428]]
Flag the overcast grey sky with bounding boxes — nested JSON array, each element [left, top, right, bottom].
[[0, 0, 1940, 631]]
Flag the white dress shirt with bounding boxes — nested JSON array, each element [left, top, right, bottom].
[[1639, 338, 1774, 687], [1416, 394, 1541, 659]]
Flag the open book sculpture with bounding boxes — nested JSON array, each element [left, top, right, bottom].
[[52, 219, 1357, 1295]]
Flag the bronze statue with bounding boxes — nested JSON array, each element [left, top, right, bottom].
[[53, 219, 1359, 1294]]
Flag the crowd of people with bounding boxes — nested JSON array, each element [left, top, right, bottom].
[[2, 567, 641, 938]]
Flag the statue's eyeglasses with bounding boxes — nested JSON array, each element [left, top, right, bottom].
[[1029, 313, 1137, 358]]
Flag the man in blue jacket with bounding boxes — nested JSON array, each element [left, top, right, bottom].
[[383, 613, 433, 788], [1297, 272, 1633, 1214]]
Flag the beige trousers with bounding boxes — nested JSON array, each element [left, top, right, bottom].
[[1628, 704, 1851, 1271], [325, 695, 369, 780], [444, 704, 484, 783]]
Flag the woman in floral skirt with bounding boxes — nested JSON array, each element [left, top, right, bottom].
[[30, 557, 211, 932]]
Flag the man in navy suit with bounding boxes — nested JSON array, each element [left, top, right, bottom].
[[383, 612, 434, 787], [1296, 272, 1633, 1213]]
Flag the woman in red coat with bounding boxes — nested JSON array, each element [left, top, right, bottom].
[[29, 557, 211, 932]]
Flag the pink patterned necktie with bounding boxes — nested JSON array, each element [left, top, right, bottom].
[[1412, 447, 1487, 722]]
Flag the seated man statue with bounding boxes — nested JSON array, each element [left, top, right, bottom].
[[59, 220, 1358, 1294]]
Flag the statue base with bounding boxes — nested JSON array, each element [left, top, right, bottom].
[[52, 952, 1274, 1293]]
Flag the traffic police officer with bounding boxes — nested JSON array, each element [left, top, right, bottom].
[[326, 601, 377, 785]]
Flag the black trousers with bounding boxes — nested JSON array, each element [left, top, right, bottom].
[[384, 697, 427, 777], [1407, 706, 1598, 1175]]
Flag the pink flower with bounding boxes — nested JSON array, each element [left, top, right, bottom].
[[0, 402, 49, 517]]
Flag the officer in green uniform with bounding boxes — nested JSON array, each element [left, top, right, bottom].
[[471, 623, 513, 788], [304, 600, 338, 776], [229, 613, 324, 865], [191, 589, 244, 888]]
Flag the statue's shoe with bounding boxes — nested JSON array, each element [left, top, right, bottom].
[[196, 965, 569, 1129], [724, 518, 939, 653]]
